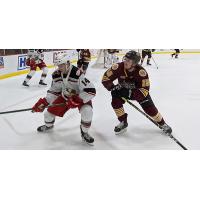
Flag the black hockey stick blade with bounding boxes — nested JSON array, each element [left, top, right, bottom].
[[169, 135, 187, 150]]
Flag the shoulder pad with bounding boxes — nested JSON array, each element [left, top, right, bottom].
[[139, 69, 147, 77], [111, 63, 119, 70], [106, 69, 113, 77]]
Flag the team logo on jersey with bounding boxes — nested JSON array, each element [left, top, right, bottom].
[[139, 69, 147, 77], [111, 64, 119, 70], [0, 57, 4, 69]]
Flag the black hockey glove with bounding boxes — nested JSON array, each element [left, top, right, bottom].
[[111, 85, 131, 99]]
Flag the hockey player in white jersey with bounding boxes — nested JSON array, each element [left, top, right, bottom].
[[22, 49, 48, 87], [32, 54, 96, 144]]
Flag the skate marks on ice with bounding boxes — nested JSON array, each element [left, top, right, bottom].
[[0, 90, 46, 112], [90, 126, 117, 150], [113, 126, 180, 150]]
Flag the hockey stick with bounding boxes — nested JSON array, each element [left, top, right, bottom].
[[122, 97, 187, 150], [0, 103, 66, 115], [151, 55, 159, 69]]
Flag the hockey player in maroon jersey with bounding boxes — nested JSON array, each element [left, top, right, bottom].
[[77, 49, 91, 73], [102, 50, 172, 135], [171, 49, 180, 58], [22, 49, 48, 87], [141, 49, 155, 66], [32, 54, 96, 145]]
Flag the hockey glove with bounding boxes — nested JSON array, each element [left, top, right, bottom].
[[32, 98, 49, 112], [111, 85, 132, 99]]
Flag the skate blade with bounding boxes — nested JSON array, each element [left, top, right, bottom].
[[37, 127, 54, 133], [115, 128, 127, 135], [81, 138, 94, 146]]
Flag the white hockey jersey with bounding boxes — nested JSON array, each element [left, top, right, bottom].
[[27, 49, 44, 64], [46, 65, 96, 104]]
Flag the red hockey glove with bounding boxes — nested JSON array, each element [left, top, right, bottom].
[[32, 98, 49, 112], [66, 95, 83, 109]]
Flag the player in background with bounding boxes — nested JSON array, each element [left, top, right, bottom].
[[171, 49, 180, 58], [102, 50, 172, 135], [32, 54, 96, 145], [140, 49, 155, 66], [76, 49, 91, 74], [105, 49, 119, 68], [22, 49, 48, 87]]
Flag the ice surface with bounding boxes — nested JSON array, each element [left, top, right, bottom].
[[0, 54, 199, 149]]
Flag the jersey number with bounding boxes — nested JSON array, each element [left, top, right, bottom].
[[81, 78, 90, 86], [142, 79, 150, 87]]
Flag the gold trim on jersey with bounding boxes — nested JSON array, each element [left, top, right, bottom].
[[142, 79, 150, 87], [102, 75, 110, 82], [152, 112, 163, 122], [114, 107, 125, 117], [106, 69, 113, 77], [139, 88, 149, 97]]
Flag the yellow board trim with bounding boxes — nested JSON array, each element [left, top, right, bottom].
[[0, 59, 78, 80], [0, 65, 55, 80]]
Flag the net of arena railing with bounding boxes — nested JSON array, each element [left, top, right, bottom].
[[0, 49, 66, 56]]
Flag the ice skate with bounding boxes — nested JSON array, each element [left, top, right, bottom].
[[147, 61, 152, 66], [22, 81, 29, 87], [114, 121, 128, 135], [37, 125, 54, 133], [39, 80, 47, 86], [80, 126, 94, 145]]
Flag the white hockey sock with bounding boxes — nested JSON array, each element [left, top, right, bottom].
[[80, 105, 93, 133], [40, 67, 48, 82], [44, 111, 55, 127], [24, 70, 36, 83]]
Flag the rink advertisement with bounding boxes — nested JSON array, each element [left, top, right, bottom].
[[18, 55, 27, 70], [0, 57, 4, 69]]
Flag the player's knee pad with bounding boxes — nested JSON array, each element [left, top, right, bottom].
[[80, 104, 93, 122], [139, 96, 159, 116], [139, 95, 154, 109]]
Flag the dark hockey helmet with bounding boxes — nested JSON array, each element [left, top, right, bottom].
[[37, 49, 44, 53], [124, 50, 141, 64]]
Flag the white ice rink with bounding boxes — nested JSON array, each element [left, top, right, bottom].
[[1, 54, 200, 150]]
